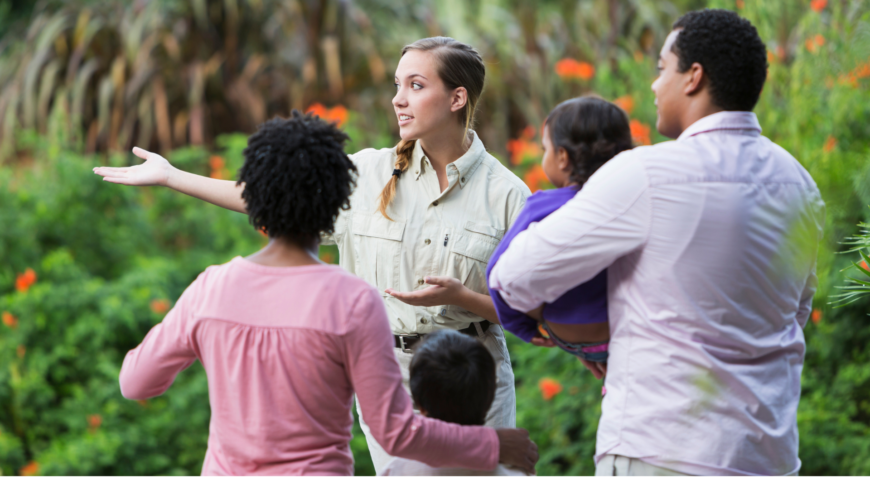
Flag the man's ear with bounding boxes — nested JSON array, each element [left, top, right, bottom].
[[684, 62, 706, 96], [451, 87, 468, 113]]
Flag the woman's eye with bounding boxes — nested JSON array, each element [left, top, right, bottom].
[[394, 82, 400, 89], [412, 82, 422, 90]]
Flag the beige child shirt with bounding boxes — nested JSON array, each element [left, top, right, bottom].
[[322, 131, 530, 335]]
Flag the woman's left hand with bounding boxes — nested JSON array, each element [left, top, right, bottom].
[[385, 276, 465, 307]]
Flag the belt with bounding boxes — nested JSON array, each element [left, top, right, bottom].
[[393, 320, 491, 354]]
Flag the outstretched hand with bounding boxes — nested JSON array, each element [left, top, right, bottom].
[[385, 276, 465, 307], [93, 147, 173, 186], [496, 428, 539, 474]]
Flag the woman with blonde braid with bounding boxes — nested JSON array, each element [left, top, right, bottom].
[[94, 37, 531, 474]]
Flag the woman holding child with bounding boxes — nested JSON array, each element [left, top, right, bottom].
[[96, 37, 530, 474]]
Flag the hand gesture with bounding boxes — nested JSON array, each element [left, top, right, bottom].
[[496, 428, 539, 474], [93, 147, 173, 186], [385, 276, 464, 307], [580, 358, 607, 380]]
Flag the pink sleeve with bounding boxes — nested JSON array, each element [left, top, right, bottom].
[[119, 274, 201, 400], [343, 287, 499, 470]]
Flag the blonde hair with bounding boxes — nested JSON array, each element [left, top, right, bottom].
[[378, 37, 485, 220]]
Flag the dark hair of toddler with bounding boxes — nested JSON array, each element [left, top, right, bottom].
[[409, 330, 496, 426]]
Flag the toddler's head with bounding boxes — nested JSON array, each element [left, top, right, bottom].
[[409, 330, 496, 426], [541, 96, 633, 188], [238, 110, 357, 244]]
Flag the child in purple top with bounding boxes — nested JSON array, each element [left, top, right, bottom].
[[487, 97, 633, 365]]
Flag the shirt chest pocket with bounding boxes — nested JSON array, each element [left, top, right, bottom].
[[351, 212, 405, 292], [450, 221, 503, 295]]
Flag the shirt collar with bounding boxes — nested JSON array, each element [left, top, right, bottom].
[[677, 111, 762, 142], [406, 131, 486, 187]]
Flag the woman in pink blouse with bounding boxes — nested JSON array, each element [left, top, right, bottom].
[[118, 112, 538, 476]]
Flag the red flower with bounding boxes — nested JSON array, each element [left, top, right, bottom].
[[613, 95, 635, 115], [811, 309, 822, 323], [810, 0, 827, 12], [15, 268, 37, 293], [736, 0, 745, 8], [209, 155, 228, 179], [150, 299, 171, 315], [305, 103, 348, 127], [2, 311, 18, 328], [630, 119, 652, 146], [539, 378, 563, 401], [88, 414, 102, 433], [823, 136, 837, 153], [523, 165, 550, 194], [506, 130, 542, 166], [555, 59, 595, 81], [20, 461, 39, 476]]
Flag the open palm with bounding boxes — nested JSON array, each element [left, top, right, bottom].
[[93, 147, 172, 186]]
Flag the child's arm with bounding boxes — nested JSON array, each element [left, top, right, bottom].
[[94, 148, 248, 214], [119, 276, 201, 399]]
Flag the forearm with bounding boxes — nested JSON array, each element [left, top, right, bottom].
[[166, 167, 248, 214], [456, 288, 500, 324]]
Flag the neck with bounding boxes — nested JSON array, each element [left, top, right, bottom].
[[677, 98, 724, 137], [245, 235, 321, 267], [418, 124, 471, 173]]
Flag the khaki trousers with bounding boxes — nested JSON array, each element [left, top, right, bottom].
[[595, 455, 690, 476], [356, 324, 517, 475]]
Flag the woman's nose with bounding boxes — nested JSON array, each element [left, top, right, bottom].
[[392, 90, 407, 108]]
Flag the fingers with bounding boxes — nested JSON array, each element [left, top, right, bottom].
[[132, 146, 152, 160], [93, 167, 129, 178], [423, 276, 450, 287], [580, 358, 604, 380]]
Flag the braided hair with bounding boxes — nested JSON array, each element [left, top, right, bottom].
[[378, 37, 486, 220]]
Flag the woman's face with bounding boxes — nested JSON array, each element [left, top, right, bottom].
[[392, 50, 465, 141], [541, 124, 570, 188]]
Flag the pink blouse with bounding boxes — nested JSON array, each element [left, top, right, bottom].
[[119, 257, 498, 475]]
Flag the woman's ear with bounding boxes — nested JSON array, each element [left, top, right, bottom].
[[450, 87, 468, 113]]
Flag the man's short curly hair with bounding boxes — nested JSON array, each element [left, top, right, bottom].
[[671, 9, 768, 111], [238, 110, 357, 241]]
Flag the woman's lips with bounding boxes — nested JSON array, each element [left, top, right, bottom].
[[398, 114, 414, 126]]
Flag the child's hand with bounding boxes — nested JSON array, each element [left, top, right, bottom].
[[530, 334, 556, 348]]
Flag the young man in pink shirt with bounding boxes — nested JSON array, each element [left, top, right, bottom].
[[119, 111, 538, 476]]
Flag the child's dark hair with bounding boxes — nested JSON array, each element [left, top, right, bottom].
[[545, 96, 633, 186], [238, 110, 357, 242], [409, 330, 496, 426]]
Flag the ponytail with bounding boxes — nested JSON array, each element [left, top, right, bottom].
[[378, 139, 416, 220]]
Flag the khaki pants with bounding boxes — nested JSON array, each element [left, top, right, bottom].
[[595, 455, 690, 476], [356, 324, 517, 475]]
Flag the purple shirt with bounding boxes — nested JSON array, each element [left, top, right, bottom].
[[486, 185, 607, 342]]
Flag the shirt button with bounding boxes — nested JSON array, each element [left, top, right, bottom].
[[433, 201, 439, 206], [418, 278, 425, 285], [421, 318, 428, 324], [424, 238, 431, 245], [461, 177, 465, 183]]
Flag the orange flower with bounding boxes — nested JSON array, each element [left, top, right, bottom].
[[838, 73, 858, 88], [810, 0, 827, 12], [767, 51, 775, 64], [630, 119, 652, 146], [17, 345, 25, 359], [613, 95, 635, 115], [736, 0, 744, 8], [15, 268, 37, 293], [2, 311, 18, 328], [823, 135, 837, 153], [150, 299, 171, 315], [811, 309, 822, 323], [137, 399, 148, 407], [506, 139, 542, 166], [776, 46, 786, 61], [633, 51, 644, 63], [814, 35, 825, 47], [521, 125, 536, 140], [88, 414, 102, 433], [20, 461, 39, 476], [860, 260, 868, 271], [539, 378, 563, 401], [209, 155, 228, 179], [305, 103, 348, 127], [555, 59, 595, 81], [805, 38, 817, 53], [523, 165, 549, 194]]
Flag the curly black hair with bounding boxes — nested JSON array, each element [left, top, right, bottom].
[[409, 330, 496, 426], [671, 9, 768, 112], [545, 96, 633, 186], [238, 110, 357, 242]]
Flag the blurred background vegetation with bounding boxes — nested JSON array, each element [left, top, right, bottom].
[[1, 0, 869, 476]]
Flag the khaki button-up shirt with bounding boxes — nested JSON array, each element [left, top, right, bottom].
[[323, 132, 530, 334]]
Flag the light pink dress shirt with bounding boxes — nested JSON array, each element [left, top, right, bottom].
[[120, 257, 498, 475], [490, 112, 825, 476]]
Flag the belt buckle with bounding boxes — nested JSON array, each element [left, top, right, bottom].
[[397, 334, 419, 354]]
